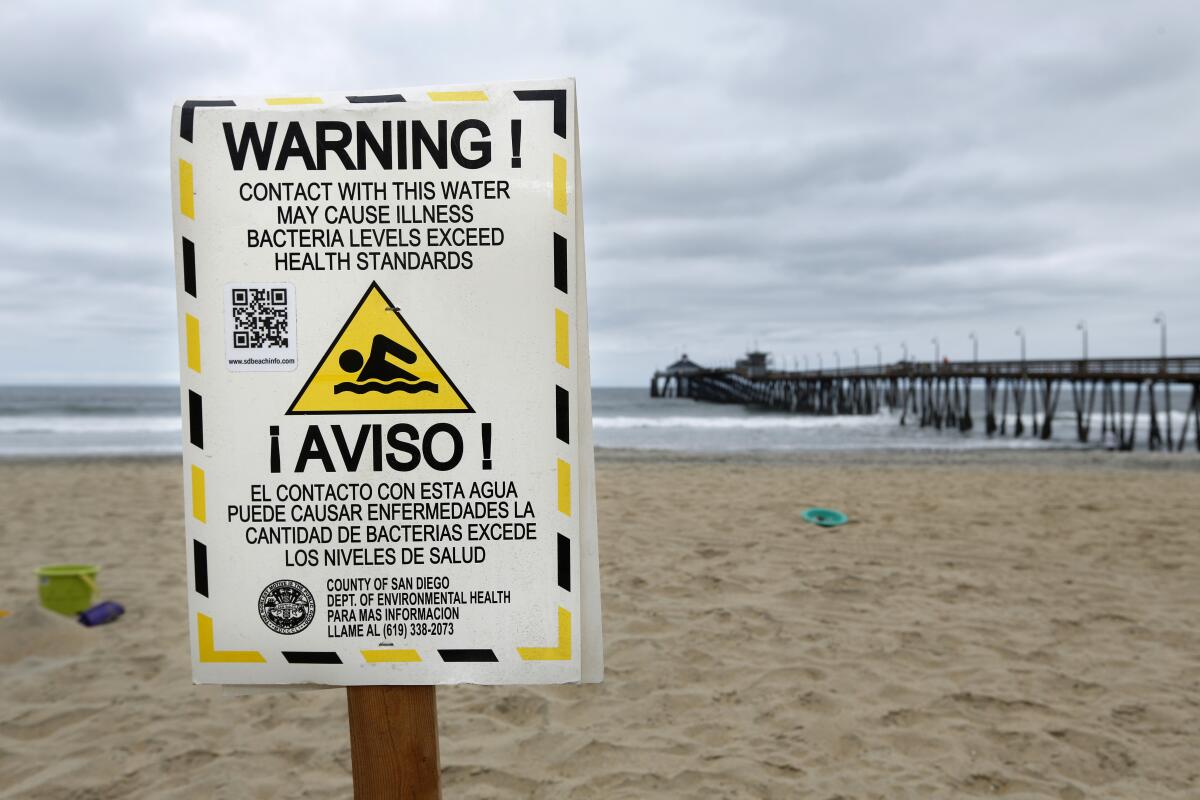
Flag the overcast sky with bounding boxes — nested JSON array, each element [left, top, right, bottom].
[[1, 1, 1197, 385]]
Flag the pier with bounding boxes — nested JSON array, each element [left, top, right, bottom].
[[650, 353, 1200, 451]]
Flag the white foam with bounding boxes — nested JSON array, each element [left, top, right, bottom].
[[592, 414, 894, 430], [0, 415, 181, 435]]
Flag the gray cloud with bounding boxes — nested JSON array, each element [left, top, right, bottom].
[[0, 0, 1196, 385]]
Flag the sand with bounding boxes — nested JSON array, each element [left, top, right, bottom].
[[0, 604, 94, 665], [1, 451, 1198, 798]]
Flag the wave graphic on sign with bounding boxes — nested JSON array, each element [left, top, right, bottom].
[[334, 379, 439, 396]]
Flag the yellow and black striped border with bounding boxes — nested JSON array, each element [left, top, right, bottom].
[[515, 88, 574, 662], [179, 100, 272, 664]]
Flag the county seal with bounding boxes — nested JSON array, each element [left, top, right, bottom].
[[257, 579, 316, 634]]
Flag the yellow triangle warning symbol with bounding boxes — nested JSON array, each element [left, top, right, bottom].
[[288, 282, 472, 415]]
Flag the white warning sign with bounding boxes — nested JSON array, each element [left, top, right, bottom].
[[170, 80, 601, 685]]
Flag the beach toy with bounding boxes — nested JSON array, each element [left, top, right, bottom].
[[802, 507, 849, 527], [79, 601, 125, 627], [36, 564, 98, 616]]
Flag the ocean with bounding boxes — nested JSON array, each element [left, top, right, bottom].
[[0, 385, 1191, 458]]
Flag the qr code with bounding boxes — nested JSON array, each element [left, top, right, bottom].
[[231, 287, 290, 349]]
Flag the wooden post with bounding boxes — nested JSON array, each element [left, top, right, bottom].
[[1000, 378, 1009, 435], [1083, 379, 1098, 442], [988, 378, 997, 435], [1127, 381, 1143, 451], [347, 686, 441, 800], [1148, 381, 1161, 450], [1013, 378, 1024, 437], [1165, 379, 1174, 450], [1030, 380, 1039, 438]]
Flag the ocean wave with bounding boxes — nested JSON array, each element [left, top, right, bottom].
[[592, 414, 894, 430], [0, 443, 183, 458], [0, 415, 181, 435], [595, 409, 1192, 428]]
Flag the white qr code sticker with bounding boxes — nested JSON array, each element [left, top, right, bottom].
[[223, 283, 297, 372]]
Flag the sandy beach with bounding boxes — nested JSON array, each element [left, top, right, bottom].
[[1, 450, 1198, 798]]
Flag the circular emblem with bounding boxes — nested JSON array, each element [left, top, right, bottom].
[[258, 579, 315, 634]]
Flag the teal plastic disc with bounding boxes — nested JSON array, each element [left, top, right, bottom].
[[802, 507, 849, 527]]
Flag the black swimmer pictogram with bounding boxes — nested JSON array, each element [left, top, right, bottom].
[[334, 334, 439, 395]]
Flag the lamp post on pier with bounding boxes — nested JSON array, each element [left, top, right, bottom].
[[873, 344, 884, 409], [853, 348, 860, 370], [1014, 327, 1026, 364], [1076, 320, 1088, 363], [969, 331, 978, 363], [1153, 312, 1171, 446], [931, 336, 940, 364], [900, 341, 908, 363], [1154, 312, 1167, 363]]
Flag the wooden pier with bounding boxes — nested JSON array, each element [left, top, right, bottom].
[[650, 353, 1200, 451]]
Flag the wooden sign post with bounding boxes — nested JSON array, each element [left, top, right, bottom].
[[347, 686, 441, 799]]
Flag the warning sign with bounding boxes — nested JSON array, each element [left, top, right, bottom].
[[288, 282, 471, 414], [169, 80, 602, 686]]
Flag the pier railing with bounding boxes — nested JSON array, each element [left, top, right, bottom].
[[720, 357, 1200, 380]]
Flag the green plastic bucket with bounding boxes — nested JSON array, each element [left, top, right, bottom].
[[36, 564, 98, 615]]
